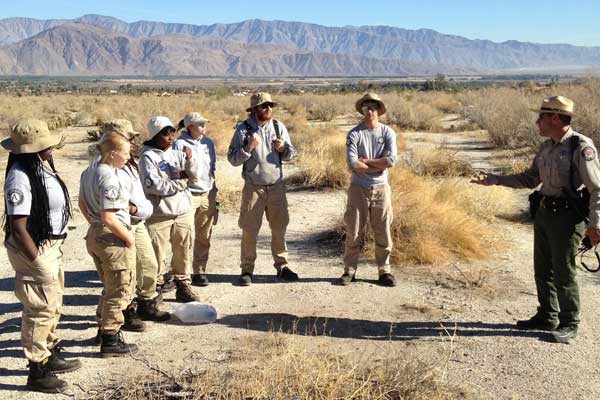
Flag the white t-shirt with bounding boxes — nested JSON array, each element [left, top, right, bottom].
[[4, 163, 68, 235]]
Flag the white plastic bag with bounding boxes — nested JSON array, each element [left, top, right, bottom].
[[171, 302, 217, 324]]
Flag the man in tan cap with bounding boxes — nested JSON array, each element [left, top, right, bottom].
[[472, 95, 600, 344], [227, 92, 298, 286], [339, 93, 398, 287]]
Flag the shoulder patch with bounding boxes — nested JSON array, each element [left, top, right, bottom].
[[377, 136, 385, 144], [582, 146, 596, 161], [346, 137, 354, 147], [158, 161, 169, 171], [7, 189, 24, 206], [144, 177, 153, 188], [104, 186, 120, 201]]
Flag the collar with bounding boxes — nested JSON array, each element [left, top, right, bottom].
[[555, 127, 574, 145]]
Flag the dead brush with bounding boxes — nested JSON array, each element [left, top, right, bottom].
[[85, 334, 468, 400], [405, 146, 474, 177]]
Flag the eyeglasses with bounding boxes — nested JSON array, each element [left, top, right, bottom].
[[260, 103, 274, 110]]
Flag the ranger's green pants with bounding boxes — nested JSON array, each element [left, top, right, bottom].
[[533, 206, 584, 327]]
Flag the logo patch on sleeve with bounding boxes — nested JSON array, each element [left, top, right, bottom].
[[144, 177, 153, 188], [7, 189, 24, 206], [377, 136, 385, 144], [159, 161, 169, 171], [104, 186, 120, 201], [582, 146, 596, 161], [346, 138, 353, 147]]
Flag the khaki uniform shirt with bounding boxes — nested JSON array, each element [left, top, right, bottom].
[[497, 128, 600, 227]]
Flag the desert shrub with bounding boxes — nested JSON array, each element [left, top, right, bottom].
[[385, 96, 443, 131], [407, 147, 474, 177]]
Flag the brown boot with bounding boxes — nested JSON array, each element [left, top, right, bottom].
[[137, 297, 170, 322], [175, 280, 200, 303], [122, 303, 146, 332]]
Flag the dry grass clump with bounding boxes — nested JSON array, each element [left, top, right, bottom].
[[281, 94, 353, 122], [406, 147, 473, 177], [89, 334, 467, 400], [384, 96, 443, 132]]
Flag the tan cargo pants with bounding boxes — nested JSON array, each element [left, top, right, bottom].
[[86, 224, 135, 335], [146, 211, 194, 284], [132, 221, 159, 300], [191, 191, 216, 274], [238, 181, 289, 274], [5, 235, 64, 362], [343, 183, 393, 276]]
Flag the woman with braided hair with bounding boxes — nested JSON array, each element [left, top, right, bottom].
[[2, 119, 81, 393]]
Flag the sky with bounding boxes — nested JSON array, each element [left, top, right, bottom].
[[1, 0, 599, 46]]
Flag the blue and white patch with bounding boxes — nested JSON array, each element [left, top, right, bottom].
[[582, 146, 596, 161], [559, 149, 568, 159], [104, 186, 119, 201], [377, 136, 385, 144], [144, 177, 153, 188], [158, 161, 169, 171], [7, 189, 24, 206]]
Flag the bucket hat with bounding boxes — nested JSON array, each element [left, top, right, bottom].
[[246, 92, 278, 112], [100, 119, 140, 140], [530, 95, 574, 116], [355, 92, 387, 116], [1, 119, 63, 154], [183, 112, 209, 127], [147, 116, 175, 139]]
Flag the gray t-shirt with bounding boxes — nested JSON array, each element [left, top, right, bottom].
[[346, 122, 397, 187], [4, 162, 68, 235], [79, 163, 131, 225]]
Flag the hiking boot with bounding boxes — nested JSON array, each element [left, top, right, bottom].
[[27, 359, 68, 393], [191, 273, 209, 287], [337, 273, 356, 286], [157, 278, 176, 293], [46, 345, 82, 373], [277, 266, 299, 281], [122, 304, 146, 332], [100, 331, 138, 357], [239, 272, 253, 286], [137, 297, 171, 322], [516, 315, 558, 331], [378, 273, 397, 287], [548, 325, 578, 344], [175, 280, 201, 303]]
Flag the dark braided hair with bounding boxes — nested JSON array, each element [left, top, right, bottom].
[[3, 152, 72, 248]]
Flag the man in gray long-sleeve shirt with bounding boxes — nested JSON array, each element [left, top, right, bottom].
[[339, 92, 398, 287], [227, 92, 299, 286]]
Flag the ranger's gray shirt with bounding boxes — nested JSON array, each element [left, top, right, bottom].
[[173, 131, 215, 193], [116, 164, 153, 222], [79, 163, 131, 225], [346, 122, 397, 187], [496, 128, 600, 227], [227, 117, 294, 185]]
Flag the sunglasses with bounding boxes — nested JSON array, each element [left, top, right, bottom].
[[260, 103, 274, 110], [362, 103, 379, 112]]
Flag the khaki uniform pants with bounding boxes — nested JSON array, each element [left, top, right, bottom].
[[5, 236, 64, 362], [147, 211, 194, 284], [191, 192, 216, 274], [132, 221, 159, 300], [343, 183, 393, 276], [238, 181, 289, 273], [86, 224, 135, 335]]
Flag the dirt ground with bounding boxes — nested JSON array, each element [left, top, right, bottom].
[[1, 121, 600, 399]]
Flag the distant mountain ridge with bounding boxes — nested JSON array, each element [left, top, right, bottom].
[[0, 14, 599, 75]]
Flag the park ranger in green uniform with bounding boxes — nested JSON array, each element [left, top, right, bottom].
[[472, 95, 600, 344]]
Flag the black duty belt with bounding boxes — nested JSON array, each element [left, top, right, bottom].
[[540, 196, 570, 211], [49, 234, 67, 240]]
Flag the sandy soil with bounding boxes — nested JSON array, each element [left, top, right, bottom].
[[1, 123, 600, 399]]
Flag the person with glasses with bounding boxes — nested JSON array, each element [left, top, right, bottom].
[[79, 132, 139, 357], [339, 93, 398, 287], [2, 119, 81, 393], [139, 116, 201, 302], [227, 92, 298, 286], [472, 95, 600, 344], [174, 112, 217, 287]]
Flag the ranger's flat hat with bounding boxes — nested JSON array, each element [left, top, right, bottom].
[[355, 92, 387, 116], [100, 119, 140, 140], [246, 92, 278, 112], [530, 95, 574, 116], [183, 112, 209, 127], [1, 119, 63, 154]]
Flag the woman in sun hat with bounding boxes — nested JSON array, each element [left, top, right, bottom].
[[2, 119, 81, 393]]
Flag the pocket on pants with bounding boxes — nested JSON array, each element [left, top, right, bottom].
[[15, 281, 56, 312]]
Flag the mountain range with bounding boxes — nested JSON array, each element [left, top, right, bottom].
[[0, 14, 599, 77]]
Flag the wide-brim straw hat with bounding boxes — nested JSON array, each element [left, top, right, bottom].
[[246, 92, 278, 112], [355, 92, 387, 116], [100, 119, 140, 140], [530, 95, 574, 116], [1, 119, 63, 154]]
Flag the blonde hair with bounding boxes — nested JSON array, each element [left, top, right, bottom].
[[98, 132, 128, 163]]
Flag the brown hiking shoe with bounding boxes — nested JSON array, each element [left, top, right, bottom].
[[175, 280, 201, 303], [122, 304, 146, 332], [137, 297, 170, 322], [27, 359, 68, 393]]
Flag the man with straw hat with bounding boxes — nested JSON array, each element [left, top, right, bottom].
[[2, 119, 81, 392], [339, 93, 398, 287], [472, 95, 600, 344], [227, 92, 298, 286]]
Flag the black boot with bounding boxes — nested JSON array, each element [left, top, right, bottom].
[[137, 297, 170, 322], [27, 359, 68, 393], [100, 331, 138, 358], [46, 344, 82, 373], [122, 303, 146, 332]]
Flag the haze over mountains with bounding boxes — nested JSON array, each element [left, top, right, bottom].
[[0, 14, 599, 77]]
